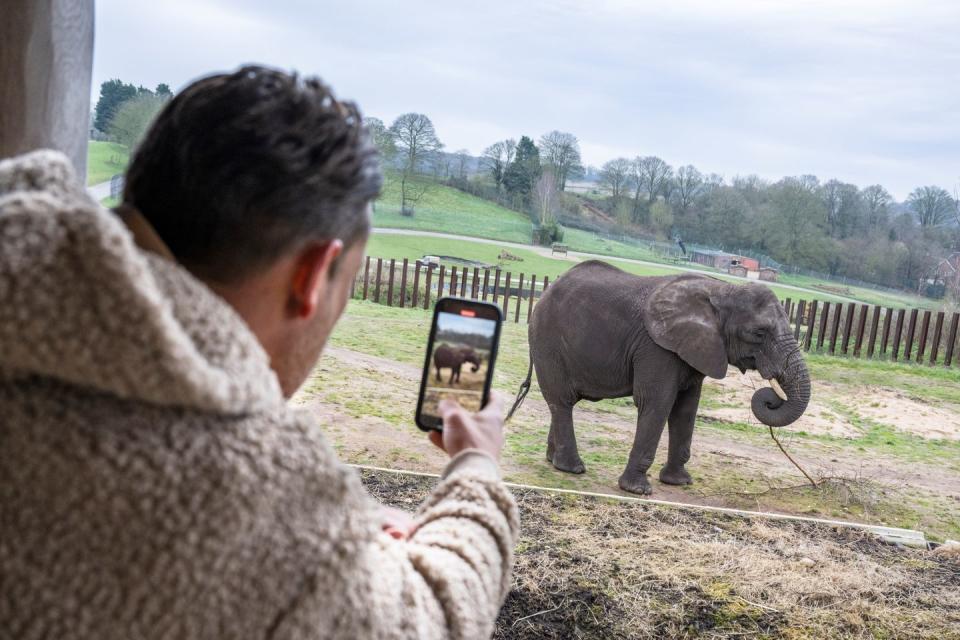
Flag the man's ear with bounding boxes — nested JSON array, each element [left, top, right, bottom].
[[289, 239, 344, 319]]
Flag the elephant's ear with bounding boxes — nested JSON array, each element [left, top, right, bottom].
[[644, 275, 729, 379]]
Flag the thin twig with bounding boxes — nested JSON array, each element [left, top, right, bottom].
[[768, 425, 818, 488], [511, 602, 563, 627]]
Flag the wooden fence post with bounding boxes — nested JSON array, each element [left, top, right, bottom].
[[804, 300, 817, 351], [891, 309, 906, 361], [527, 274, 536, 323], [482, 269, 490, 301], [793, 300, 805, 341], [543, 276, 550, 293], [514, 274, 524, 323], [373, 258, 383, 303], [841, 304, 855, 355], [423, 265, 433, 309], [903, 308, 918, 361], [916, 310, 931, 363], [471, 267, 479, 299], [817, 301, 830, 350], [853, 304, 868, 356], [929, 311, 945, 365], [450, 267, 458, 299], [386, 259, 395, 306], [502, 272, 512, 319], [412, 261, 421, 308], [944, 312, 960, 367], [493, 269, 502, 304], [437, 265, 446, 301], [866, 306, 881, 358], [362, 256, 371, 301], [399, 259, 408, 308], [829, 303, 843, 354], [460, 269, 468, 297], [881, 307, 894, 355]]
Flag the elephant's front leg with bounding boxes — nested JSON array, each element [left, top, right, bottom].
[[619, 393, 674, 495], [659, 381, 702, 486]]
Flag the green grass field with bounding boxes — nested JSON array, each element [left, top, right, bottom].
[[374, 175, 532, 243], [86, 141, 129, 185]]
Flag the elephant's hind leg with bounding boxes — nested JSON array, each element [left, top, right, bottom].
[[659, 381, 702, 486], [546, 401, 585, 474]]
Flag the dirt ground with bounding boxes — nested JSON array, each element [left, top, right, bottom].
[[361, 469, 960, 639], [707, 370, 960, 441]]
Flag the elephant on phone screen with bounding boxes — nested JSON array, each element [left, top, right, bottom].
[[434, 344, 481, 384], [508, 260, 810, 495]]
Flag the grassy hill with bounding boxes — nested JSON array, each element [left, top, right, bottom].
[[374, 174, 532, 243], [86, 141, 129, 185]]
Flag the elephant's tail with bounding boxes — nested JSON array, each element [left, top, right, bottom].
[[506, 355, 533, 422]]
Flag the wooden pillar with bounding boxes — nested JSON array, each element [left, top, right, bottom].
[[0, 0, 95, 179]]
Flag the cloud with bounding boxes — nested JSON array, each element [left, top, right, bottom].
[[92, 0, 959, 199]]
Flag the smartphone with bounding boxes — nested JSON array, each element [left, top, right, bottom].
[[415, 297, 503, 431]]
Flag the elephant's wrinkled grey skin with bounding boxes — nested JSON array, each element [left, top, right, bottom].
[[508, 260, 811, 496], [433, 344, 481, 384]]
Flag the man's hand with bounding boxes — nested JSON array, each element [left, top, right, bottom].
[[428, 393, 505, 461], [380, 505, 416, 540]]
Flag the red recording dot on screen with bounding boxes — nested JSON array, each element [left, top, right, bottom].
[[460, 310, 477, 317]]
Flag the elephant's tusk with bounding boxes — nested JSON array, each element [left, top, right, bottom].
[[769, 378, 788, 402]]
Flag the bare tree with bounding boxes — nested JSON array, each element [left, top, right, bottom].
[[533, 171, 558, 226], [388, 113, 443, 214], [908, 185, 955, 227], [671, 165, 704, 214], [539, 131, 583, 191], [630, 156, 673, 221], [821, 179, 862, 238], [363, 116, 396, 164], [599, 158, 631, 199], [481, 139, 516, 191], [861, 184, 892, 230], [454, 149, 470, 180]]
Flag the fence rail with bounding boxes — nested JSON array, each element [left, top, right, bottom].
[[352, 257, 960, 368]]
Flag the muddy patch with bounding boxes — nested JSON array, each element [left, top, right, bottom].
[[856, 390, 960, 440]]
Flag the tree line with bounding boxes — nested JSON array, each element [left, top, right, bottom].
[[592, 156, 958, 293], [364, 111, 958, 295]]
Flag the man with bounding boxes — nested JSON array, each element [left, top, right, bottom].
[[0, 66, 518, 639]]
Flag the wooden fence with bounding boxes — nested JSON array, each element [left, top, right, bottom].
[[351, 257, 960, 367]]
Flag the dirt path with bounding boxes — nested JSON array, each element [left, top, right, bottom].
[[301, 347, 960, 507]]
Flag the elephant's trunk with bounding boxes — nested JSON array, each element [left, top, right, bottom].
[[750, 334, 810, 427]]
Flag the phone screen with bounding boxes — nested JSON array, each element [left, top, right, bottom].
[[416, 298, 502, 430]]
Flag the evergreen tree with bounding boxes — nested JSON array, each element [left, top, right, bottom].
[[502, 136, 541, 203], [93, 79, 138, 132]]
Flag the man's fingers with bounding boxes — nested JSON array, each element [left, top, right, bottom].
[[481, 392, 505, 416], [428, 430, 445, 451]]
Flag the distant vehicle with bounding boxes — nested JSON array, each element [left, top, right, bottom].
[[422, 255, 441, 267]]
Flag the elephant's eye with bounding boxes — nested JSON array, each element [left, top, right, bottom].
[[748, 328, 766, 342]]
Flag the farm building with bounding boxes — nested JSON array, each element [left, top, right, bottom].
[[759, 267, 779, 282], [728, 265, 749, 278], [690, 250, 759, 271]]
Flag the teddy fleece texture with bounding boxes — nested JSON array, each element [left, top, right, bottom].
[[0, 150, 519, 640]]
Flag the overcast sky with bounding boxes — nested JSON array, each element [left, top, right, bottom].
[[93, 0, 958, 200]]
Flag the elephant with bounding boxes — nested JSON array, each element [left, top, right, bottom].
[[508, 260, 810, 495], [433, 344, 481, 384]]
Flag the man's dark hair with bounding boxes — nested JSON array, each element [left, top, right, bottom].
[[123, 65, 382, 282]]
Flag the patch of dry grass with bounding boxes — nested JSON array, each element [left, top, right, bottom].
[[360, 469, 960, 639]]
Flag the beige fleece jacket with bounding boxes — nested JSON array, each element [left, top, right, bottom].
[[0, 150, 519, 640]]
